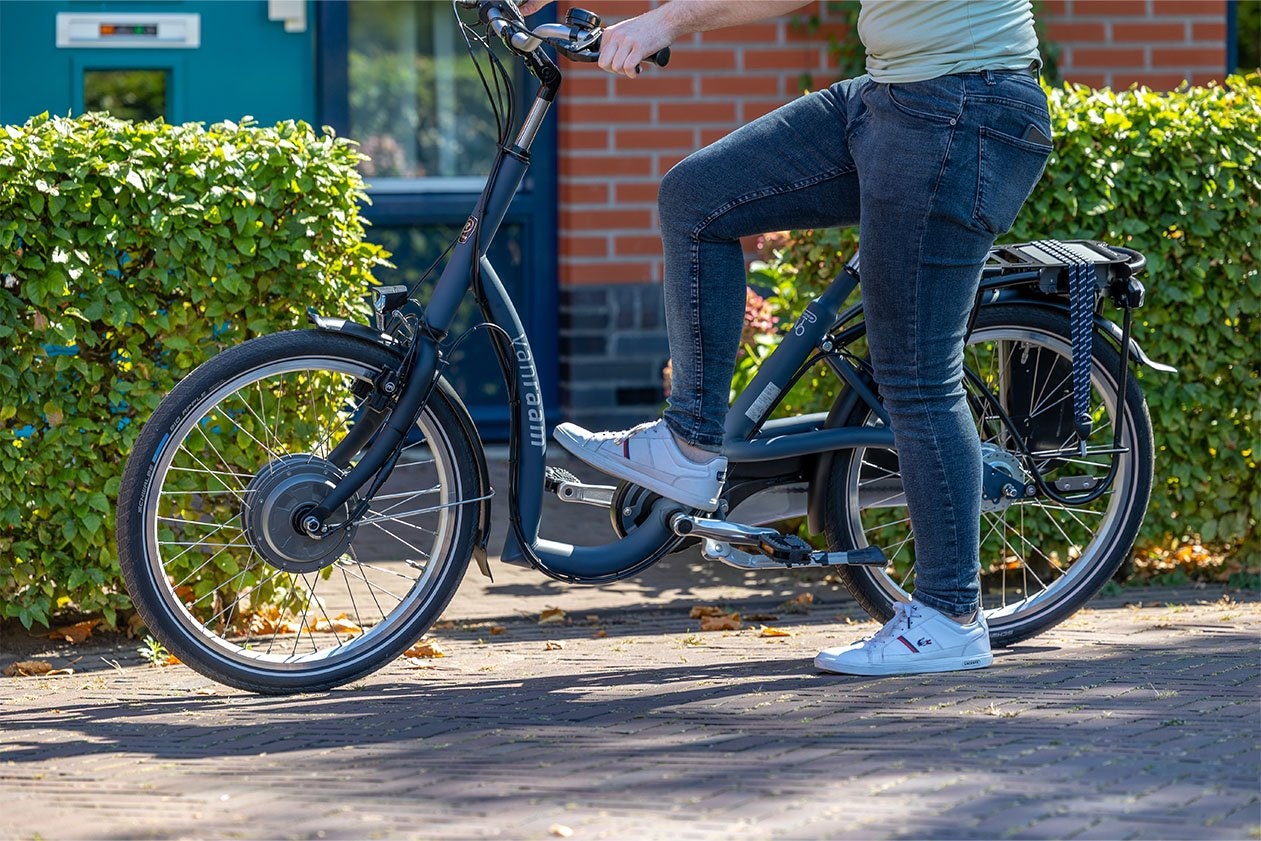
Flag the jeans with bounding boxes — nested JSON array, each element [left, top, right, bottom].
[[658, 69, 1051, 616]]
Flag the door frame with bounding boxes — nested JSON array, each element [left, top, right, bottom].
[[315, 1, 559, 441]]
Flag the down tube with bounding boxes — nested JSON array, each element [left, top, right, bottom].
[[475, 258, 680, 579]]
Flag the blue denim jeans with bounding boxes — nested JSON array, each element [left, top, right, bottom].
[[658, 70, 1051, 615]]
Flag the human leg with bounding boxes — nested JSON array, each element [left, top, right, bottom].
[[555, 78, 869, 506]]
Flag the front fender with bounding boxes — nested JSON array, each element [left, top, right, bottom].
[[308, 313, 496, 578]]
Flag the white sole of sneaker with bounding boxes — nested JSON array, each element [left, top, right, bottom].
[[552, 426, 719, 512], [813, 652, 994, 676]]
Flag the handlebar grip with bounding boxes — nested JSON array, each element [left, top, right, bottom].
[[647, 47, 670, 68]]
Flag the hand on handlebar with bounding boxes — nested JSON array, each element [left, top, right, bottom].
[[514, 0, 671, 78], [599, 15, 675, 78]]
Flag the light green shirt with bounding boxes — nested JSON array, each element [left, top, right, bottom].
[[858, 0, 1040, 83]]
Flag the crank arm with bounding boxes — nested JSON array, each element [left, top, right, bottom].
[[543, 465, 615, 508]]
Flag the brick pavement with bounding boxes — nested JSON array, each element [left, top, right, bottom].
[[1, 453, 1258, 839]]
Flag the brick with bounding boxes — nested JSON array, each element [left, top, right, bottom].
[[743, 47, 817, 70], [1107, 20, 1188, 41], [615, 181, 662, 204], [560, 207, 653, 232], [614, 235, 663, 257], [1071, 46, 1147, 67], [614, 127, 697, 150], [1151, 46, 1226, 66], [564, 129, 611, 151], [609, 75, 696, 98], [657, 101, 738, 123], [1044, 21, 1109, 42], [561, 236, 609, 258], [563, 154, 654, 178], [1191, 20, 1227, 39], [701, 74, 783, 97], [560, 181, 610, 204], [561, 260, 656, 284], [1111, 70, 1189, 88], [559, 101, 653, 123], [563, 72, 611, 98], [1072, 0, 1153, 16], [741, 99, 793, 121], [1152, 0, 1225, 15], [670, 50, 739, 71]]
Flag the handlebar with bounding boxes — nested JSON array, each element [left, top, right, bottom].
[[459, 0, 670, 69]]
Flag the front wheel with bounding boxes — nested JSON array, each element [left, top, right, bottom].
[[116, 330, 482, 693], [824, 305, 1154, 646]]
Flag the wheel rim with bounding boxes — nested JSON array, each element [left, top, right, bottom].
[[141, 355, 466, 674], [845, 324, 1139, 627]]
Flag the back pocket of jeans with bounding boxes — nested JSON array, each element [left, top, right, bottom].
[[973, 125, 1052, 235]]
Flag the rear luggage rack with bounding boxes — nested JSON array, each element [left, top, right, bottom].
[[986, 239, 1146, 309]]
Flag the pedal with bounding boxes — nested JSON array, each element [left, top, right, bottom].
[[544, 466, 615, 508], [543, 465, 580, 493], [675, 513, 889, 569], [756, 533, 814, 565]]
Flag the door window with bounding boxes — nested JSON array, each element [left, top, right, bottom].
[[348, 0, 518, 187], [82, 68, 167, 120]]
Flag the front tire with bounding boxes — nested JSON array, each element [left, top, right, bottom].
[[117, 330, 481, 693], [824, 305, 1154, 646]]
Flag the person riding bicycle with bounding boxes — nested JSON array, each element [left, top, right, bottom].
[[520, 0, 1052, 676]]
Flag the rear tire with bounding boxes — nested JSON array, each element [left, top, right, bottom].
[[117, 330, 481, 693], [824, 305, 1154, 646]]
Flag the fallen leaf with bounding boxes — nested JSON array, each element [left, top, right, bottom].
[[4, 660, 53, 677], [778, 593, 814, 614], [160, 653, 181, 667], [45, 668, 75, 676], [544, 640, 565, 651], [699, 614, 742, 632], [126, 612, 147, 639], [592, 629, 608, 639], [308, 613, 364, 636], [549, 825, 574, 838], [49, 619, 101, 644], [690, 605, 728, 619], [758, 625, 793, 638], [404, 640, 446, 658], [585, 614, 600, 624], [538, 607, 567, 624], [490, 625, 507, 635]]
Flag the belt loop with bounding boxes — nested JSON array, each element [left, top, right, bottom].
[[980, 69, 997, 86]]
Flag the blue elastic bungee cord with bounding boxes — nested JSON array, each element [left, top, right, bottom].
[[1033, 240, 1094, 456]]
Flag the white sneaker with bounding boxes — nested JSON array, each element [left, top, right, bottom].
[[815, 601, 993, 676], [552, 419, 726, 512]]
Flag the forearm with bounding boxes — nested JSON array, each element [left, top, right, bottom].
[[652, 0, 816, 40], [598, 0, 814, 77]]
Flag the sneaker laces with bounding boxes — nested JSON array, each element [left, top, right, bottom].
[[611, 420, 659, 445], [867, 601, 916, 643]]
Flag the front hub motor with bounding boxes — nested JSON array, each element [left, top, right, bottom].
[[242, 454, 359, 573]]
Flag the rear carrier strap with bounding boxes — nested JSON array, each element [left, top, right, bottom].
[[990, 239, 1115, 455]]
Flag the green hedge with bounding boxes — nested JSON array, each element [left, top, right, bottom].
[[742, 74, 1260, 562], [0, 114, 385, 628]]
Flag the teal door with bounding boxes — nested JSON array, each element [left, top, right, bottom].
[[0, 0, 313, 125]]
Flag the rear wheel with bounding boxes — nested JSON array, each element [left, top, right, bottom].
[[116, 330, 481, 693], [824, 305, 1154, 646]]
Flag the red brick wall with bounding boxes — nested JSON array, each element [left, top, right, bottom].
[[1043, 0, 1228, 89], [555, 0, 1229, 291], [557, 1, 842, 289]]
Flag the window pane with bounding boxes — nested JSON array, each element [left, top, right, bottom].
[[348, 1, 516, 179], [83, 69, 166, 121], [368, 221, 527, 421]]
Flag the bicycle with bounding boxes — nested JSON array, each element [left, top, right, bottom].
[[115, 0, 1169, 694]]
